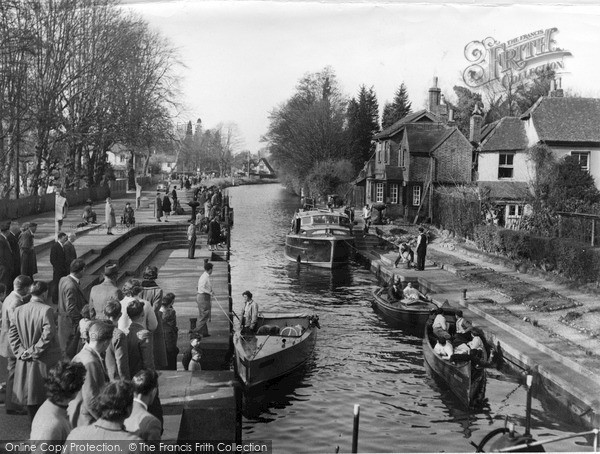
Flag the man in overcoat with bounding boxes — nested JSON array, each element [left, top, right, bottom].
[[0, 275, 32, 415], [57, 258, 87, 358], [0, 222, 15, 292], [7, 220, 21, 282], [63, 232, 77, 268], [89, 264, 122, 320], [50, 232, 69, 304], [19, 222, 38, 279], [9, 281, 62, 420]]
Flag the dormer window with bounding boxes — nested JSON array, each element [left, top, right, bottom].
[[498, 153, 514, 179]]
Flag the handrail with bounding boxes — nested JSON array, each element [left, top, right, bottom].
[[495, 428, 599, 452]]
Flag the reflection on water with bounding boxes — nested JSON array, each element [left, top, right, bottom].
[[228, 184, 591, 453]]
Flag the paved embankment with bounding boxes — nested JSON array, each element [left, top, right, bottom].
[[0, 185, 237, 442], [354, 219, 600, 429]]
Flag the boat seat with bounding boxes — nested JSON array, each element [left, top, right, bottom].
[[256, 325, 280, 335]]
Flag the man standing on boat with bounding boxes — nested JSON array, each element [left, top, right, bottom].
[[240, 290, 258, 334]]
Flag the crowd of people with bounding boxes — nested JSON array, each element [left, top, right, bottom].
[[0, 259, 189, 446], [431, 308, 487, 363]]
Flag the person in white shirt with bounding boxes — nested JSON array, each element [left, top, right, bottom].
[[432, 308, 451, 341], [195, 262, 213, 337], [240, 290, 259, 334], [402, 282, 431, 302], [433, 338, 454, 359]]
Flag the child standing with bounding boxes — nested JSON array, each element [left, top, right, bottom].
[[161, 292, 179, 370], [79, 304, 96, 349]]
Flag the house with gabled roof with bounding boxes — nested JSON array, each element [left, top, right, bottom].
[[250, 157, 276, 178], [353, 78, 473, 221], [474, 83, 600, 227]]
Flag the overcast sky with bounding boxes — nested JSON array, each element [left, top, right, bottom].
[[123, 1, 600, 153]]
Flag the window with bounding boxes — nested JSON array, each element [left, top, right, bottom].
[[571, 151, 590, 172], [412, 186, 421, 206], [507, 205, 522, 217], [389, 184, 399, 204], [498, 153, 514, 179], [384, 142, 390, 164], [400, 148, 406, 167], [376, 183, 384, 202]]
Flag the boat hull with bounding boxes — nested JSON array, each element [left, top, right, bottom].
[[234, 314, 319, 388], [371, 288, 437, 332], [284, 234, 353, 268], [422, 321, 487, 408]]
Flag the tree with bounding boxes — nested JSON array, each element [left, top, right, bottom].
[[446, 86, 483, 138], [264, 67, 349, 194], [347, 85, 379, 171], [381, 83, 412, 129], [306, 159, 355, 200]]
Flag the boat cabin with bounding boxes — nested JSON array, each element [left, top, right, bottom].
[[293, 211, 352, 236]]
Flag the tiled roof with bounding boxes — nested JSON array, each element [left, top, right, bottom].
[[480, 120, 499, 143], [480, 117, 528, 152], [478, 181, 531, 201], [522, 97, 600, 143], [405, 124, 449, 155], [373, 110, 439, 140]]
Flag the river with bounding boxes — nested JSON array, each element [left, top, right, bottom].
[[227, 183, 587, 453]]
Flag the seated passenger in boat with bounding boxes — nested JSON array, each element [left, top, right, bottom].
[[387, 276, 403, 301], [403, 282, 432, 303], [452, 310, 473, 346], [433, 338, 454, 359], [432, 308, 451, 341]]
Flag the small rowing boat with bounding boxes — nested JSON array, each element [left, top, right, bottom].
[[234, 313, 320, 388], [422, 308, 487, 408], [371, 287, 438, 332]]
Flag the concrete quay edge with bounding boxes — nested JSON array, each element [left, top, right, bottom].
[[356, 245, 600, 427]]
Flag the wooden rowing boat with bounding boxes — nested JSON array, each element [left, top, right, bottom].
[[422, 309, 487, 408], [371, 287, 438, 332], [234, 313, 320, 388]]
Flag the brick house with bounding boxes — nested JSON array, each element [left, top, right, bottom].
[[474, 81, 600, 227], [353, 78, 473, 221]]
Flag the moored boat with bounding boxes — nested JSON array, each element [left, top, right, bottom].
[[234, 313, 320, 388], [422, 308, 487, 408], [285, 209, 354, 268], [371, 287, 438, 332]]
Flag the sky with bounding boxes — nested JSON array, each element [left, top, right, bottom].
[[123, 1, 600, 153]]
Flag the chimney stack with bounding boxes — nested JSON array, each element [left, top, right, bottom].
[[469, 104, 483, 143], [447, 108, 456, 126], [428, 76, 441, 114]]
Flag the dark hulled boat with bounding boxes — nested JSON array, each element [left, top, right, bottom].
[[422, 309, 487, 408], [285, 209, 354, 268], [371, 287, 438, 332]]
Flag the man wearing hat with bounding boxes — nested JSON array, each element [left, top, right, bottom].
[[90, 263, 123, 320], [57, 258, 88, 358], [0, 221, 15, 292]]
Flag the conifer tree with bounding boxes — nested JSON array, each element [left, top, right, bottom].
[[347, 85, 379, 171], [381, 83, 412, 129]]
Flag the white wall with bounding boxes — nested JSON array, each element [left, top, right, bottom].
[[477, 152, 534, 183]]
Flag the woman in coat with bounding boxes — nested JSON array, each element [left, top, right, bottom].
[[139, 266, 167, 369], [155, 192, 163, 222], [207, 216, 221, 251], [105, 197, 116, 235], [162, 194, 171, 222], [19, 222, 38, 279]]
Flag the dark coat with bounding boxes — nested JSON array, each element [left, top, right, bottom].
[[57, 275, 87, 358], [7, 231, 20, 280], [127, 322, 154, 377], [18, 229, 38, 278], [207, 219, 221, 245], [63, 241, 77, 269], [0, 234, 15, 290], [162, 196, 172, 213], [50, 242, 69, 282]]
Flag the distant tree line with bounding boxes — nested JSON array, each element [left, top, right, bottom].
[[0, 0, 181, 197]]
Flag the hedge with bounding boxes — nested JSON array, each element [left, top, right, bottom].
[[473, 225, 600, 283]]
